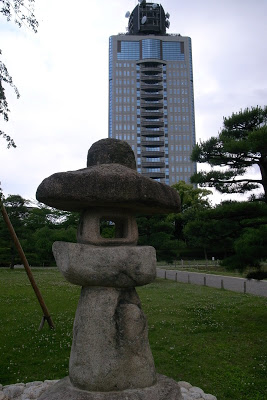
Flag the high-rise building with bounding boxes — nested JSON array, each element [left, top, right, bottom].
[[108, 1, 196, 185]]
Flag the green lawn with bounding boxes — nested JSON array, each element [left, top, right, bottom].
[[0, 268, 266, 400]]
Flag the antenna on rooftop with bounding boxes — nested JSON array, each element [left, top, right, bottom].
[[141, 16, 147, 24], [165, 11, 170, 29]]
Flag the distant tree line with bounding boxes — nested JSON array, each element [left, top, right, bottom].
[[1, 184, 266, 279], [0, 194, 79, 267], [138, 181, 267, 277]]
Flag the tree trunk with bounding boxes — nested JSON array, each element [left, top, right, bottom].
[[259, 157, 267, 203], [203, 246, 208, 264]]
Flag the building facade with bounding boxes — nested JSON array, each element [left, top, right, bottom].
[[109, 1, 196, 185]]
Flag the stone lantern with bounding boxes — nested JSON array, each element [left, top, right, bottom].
[[37, 139, 182, 400]]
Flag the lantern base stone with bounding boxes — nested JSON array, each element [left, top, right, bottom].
[[38, 375, 182, 400]]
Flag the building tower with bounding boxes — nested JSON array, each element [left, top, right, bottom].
[[109, 0, 196, 185]]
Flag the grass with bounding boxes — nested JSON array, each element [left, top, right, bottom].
[[0, 268, 266, 400]]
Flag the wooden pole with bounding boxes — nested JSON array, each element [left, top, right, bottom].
[[0, 200, 55, 330]]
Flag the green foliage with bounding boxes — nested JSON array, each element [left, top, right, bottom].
[[246, 270, 267, 280], [1, 0, 38, 147], [0, 49, 19, 147], [171, 180, 212, 212], [191, 106, 267, 201], [137, 215, 180, 263], [182, 201, 267, 265], [31, 226, 77, 266], [0, 195, 29, 267], [0, 195, 79, 267], [1, 191, 266, 272], [137, 182, 267, 269], [222, 224, 267, 272], [3, 194, 29, 229], [0, 0, 38, 32], [167, 181, 212, 248], [183, 218, 225, 260], [100, 221, 115, 238], [136, 183, 212, 263]]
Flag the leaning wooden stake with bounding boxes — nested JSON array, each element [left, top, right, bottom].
[[0, 199, 55, 330]]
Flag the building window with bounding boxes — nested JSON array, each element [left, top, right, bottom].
[[162, 41, 185, 61], [117, 41, 140, 60], [147, 168, 161, 172], [146, 147, 160, 151], [142, 39, 161, 59], [146, 157, 160, 162]]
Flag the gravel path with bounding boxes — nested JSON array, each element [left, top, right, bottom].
[[0, 380, 217, 400]]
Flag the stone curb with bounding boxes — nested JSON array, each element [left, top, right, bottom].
[[157, 268, 267, 297]]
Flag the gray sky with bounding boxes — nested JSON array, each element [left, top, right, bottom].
[[1, 0, 267, 204]]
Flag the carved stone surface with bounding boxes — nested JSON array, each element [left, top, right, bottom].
[[86, 138, 136, 170], [77, 208, 138, 246], [53, 242, 156, 288], [36, 164, 180, 214], [38, 375, 182, 400], [69, 287, 156, 392]]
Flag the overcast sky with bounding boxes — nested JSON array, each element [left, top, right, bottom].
[[1, 0, 267, 205]]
